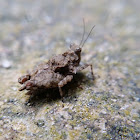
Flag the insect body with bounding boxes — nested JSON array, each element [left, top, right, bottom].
[[18, 23, 95, 97]]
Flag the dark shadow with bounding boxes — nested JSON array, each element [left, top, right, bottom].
[[25, 73, 95, 107]]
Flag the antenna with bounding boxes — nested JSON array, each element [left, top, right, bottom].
[[79, 18, 85, 47], [81, 25, 95, 48]]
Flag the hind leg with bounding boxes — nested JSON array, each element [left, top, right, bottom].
[[58, 75, 73, 97]]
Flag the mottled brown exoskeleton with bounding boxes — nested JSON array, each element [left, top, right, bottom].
[[18, 21, 95, 97]]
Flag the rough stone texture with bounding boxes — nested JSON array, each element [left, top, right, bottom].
[[0, 0, 140, 139]]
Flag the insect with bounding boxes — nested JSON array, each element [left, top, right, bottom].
[[18, 20, 95, 97]]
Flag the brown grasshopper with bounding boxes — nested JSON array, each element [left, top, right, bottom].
[[18, 21, 95, 97]]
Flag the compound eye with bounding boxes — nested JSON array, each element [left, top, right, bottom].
[[76, 48, 81, 51]]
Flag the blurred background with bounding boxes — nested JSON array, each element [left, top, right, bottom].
[[0, 0, 139, 65], [0, 0, 140, 139]]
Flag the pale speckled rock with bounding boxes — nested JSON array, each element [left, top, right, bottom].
[[0, 0, 140, 140]]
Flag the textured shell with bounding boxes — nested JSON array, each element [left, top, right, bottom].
[[32, 70, 64, 88]]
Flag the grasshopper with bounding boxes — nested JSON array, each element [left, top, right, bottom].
[[18, 21, 95, 97]]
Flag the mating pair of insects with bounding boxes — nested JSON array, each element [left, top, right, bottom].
[[18, 21, 95, 97]]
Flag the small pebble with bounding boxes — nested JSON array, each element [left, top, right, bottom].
[[4, 99, 8, 103], [104, 56, 109, 62], [36, 120, 45, 127], [11, 87, 17, 91], [132, 120, 136, 122], [1, 60, 12, 69]]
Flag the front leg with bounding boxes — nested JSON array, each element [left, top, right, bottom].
[[76, 63, 94, 79], [58, 75, 73, 97]]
